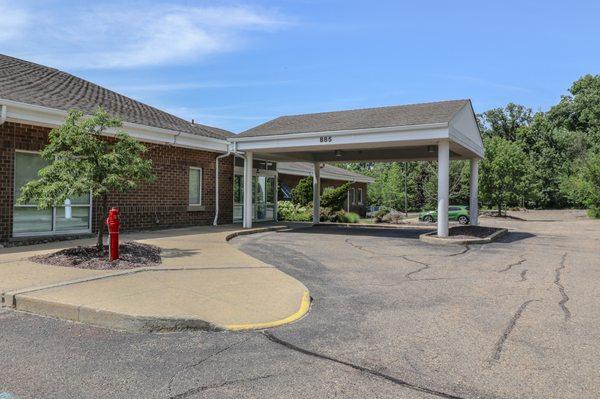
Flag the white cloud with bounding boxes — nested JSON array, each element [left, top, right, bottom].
[[0, 2, 287, 69], [0, 0, 29, 41]]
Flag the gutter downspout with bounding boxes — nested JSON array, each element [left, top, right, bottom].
[[0, 105, 7, 126], [213, 141, 245, 226]]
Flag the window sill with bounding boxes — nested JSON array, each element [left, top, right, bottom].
[[188, 204, 206, 212]]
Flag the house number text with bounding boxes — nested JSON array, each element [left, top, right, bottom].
[[319, 136, 333, 143]]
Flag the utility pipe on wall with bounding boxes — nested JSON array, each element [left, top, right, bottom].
[[213, 142, 245, 226]]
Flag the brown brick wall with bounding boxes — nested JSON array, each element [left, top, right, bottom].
[[0, 121, 234, 242], [278, 173, 368, 216]]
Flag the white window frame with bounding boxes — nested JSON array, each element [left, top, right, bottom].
[[13, 150, 92, 237], [357, 187, 363, 205], [188, 166, 203, 206]]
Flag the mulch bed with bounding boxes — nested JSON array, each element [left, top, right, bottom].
[[431, 225, 503, 239], [30, 241, 162, 270]]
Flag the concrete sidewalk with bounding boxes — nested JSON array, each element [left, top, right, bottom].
[[1, 225, 310, 332]]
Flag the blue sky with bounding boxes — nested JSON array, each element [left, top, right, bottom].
[[2, 0, 599, 133]]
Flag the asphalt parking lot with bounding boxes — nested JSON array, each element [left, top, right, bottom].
[[0, 210, 599, 398]]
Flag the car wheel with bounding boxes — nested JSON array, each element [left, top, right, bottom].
[[458, 215, 469, 225], [423, 215, 434, 223]]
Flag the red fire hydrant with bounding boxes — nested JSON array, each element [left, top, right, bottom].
[[105, 207, 120, 261]]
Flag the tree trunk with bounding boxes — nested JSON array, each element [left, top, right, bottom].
[[498, 201, 502, 217], [96, 194, 108, 250]]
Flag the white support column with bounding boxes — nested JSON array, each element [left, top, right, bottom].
[[469, 158, 479, 226], [312, 162, 321, 224], [437, 140, 450, 237], [243, 151, 253, 229]]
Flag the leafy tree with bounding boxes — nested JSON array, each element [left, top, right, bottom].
[[479, 136, 531, 215], [548, 74, 600, 137], [561, 146, 600, 218], [291, 176, 313, 206], [478, 103, 533, 141], [18, 108, 154, 249], [517, 113, 580, 207]]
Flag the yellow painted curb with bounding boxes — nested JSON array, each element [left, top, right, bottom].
[[224, 291, 311, 331]]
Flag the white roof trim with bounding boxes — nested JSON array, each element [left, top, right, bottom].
[[229, 122, 449, 142], [0, 98, 229, 153]]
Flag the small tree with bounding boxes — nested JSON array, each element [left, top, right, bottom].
[[291, 176, 313, 206], [479, 136, 531, 215], [18, 108, 154, 249]]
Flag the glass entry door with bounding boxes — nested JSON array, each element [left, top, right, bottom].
[[233, 167, 277, 223], [254, 175, 276, 221]]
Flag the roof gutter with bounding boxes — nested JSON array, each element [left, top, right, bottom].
[[0, 98, 229, 152]]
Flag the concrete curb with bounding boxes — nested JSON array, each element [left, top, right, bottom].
[[224, 226, 288, 241], [419, 228, 508, 245], [5, 225, 311, 333], [14, 295, 223, 333]]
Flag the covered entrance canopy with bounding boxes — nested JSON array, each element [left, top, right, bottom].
[[229, 99, 484, 237]]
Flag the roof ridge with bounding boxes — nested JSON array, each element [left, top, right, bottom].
[[274, 99, 470, 120]]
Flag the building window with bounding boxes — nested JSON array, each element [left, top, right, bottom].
[[13, 151, 91, 236], [350, 188, 356, 205], [357, 188, 363, 205], [188, 167, 203, 205]]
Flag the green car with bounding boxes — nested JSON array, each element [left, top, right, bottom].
[[419, 205, 470, 224]]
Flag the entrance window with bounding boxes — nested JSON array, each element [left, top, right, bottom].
[[357, 188, 363, 205], [13, 151, 91, 236]]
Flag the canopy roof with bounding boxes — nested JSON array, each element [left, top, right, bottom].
[[239, 99, 469, 138], [230, 100, 483, 162]]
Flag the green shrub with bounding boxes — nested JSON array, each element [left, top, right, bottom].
[[291, 177, 313, 206], [277, 201, 312, 221], [335, 210, 360, 223], [588, 206, 600, 219], [321, 182, 352, 211]]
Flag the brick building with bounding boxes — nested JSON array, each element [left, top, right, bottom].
[[0, 54, 372, 243]]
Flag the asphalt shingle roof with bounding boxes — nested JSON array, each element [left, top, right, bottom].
[[238, 99, 470, 138], [0, 54, 233, 140]]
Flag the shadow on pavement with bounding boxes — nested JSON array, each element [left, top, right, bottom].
[[277, 225, 432, 240]]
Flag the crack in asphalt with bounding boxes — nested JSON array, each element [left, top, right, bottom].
[[169, 374, 275, 399], [403, 256, 432, 280], [448, 245, 470, 256], [262, 331, 467, 399], [345, 238, 446, 282], [344, 237, 379, 257], [497, 256, 527, 273], [491, 299, 539, 361], [519, 269, 528, 282], [554, 253, 571, 321], [166, 337, 249, 396]]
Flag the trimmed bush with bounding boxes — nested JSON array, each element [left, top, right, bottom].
[[321, 182, 352, 211], [588, 206, 600, 219]]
